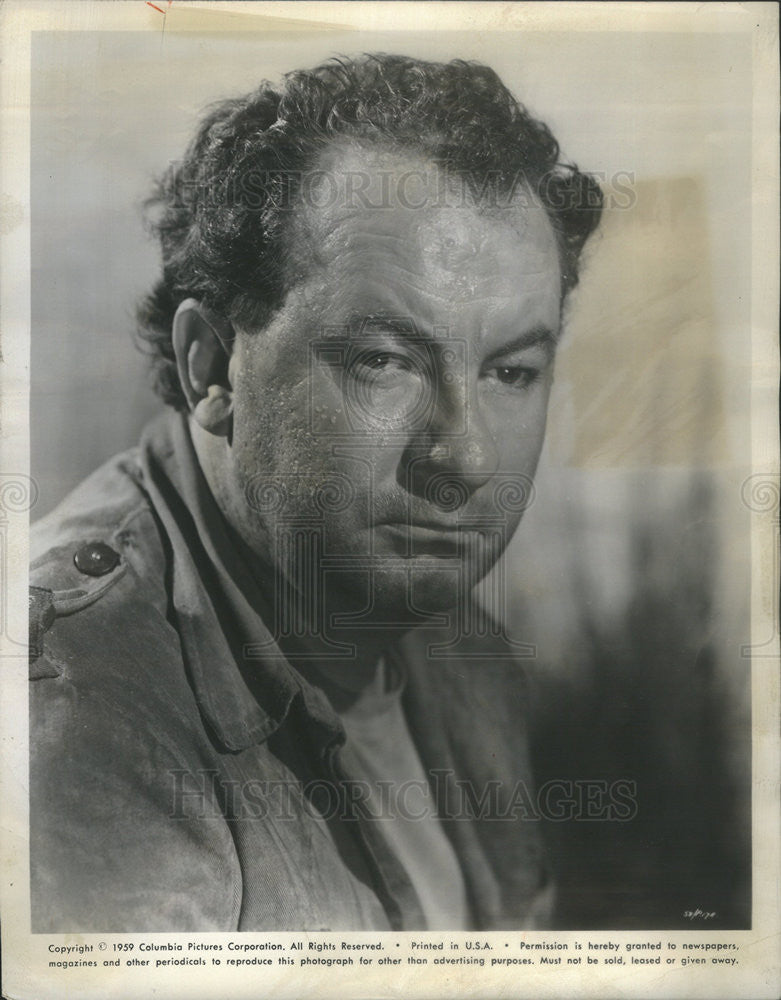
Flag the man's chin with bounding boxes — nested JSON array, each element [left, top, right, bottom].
[[352, 560, 488, 623]]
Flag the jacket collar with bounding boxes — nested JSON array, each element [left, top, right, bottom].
[[138, 411, 343, 753]]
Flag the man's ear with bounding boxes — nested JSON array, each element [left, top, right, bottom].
[[172, 298, 235, 437]]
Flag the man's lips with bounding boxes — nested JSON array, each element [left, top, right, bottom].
[[376, 521, 487, 554], [382, 520, 466, 533]]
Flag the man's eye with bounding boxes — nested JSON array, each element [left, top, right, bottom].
[[491, 365, 541, 389], [349, 351, 415, 381], [364, 352, 404, 370]]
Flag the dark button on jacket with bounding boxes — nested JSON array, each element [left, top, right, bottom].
[[73, 540, 121, 576], [29, 411, 552, 933]]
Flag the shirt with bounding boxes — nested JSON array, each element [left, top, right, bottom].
[[28, 409, 553, 932], [335, 657, 470, 929]]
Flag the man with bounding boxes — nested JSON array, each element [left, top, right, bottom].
[[29, 54, 602, 932]]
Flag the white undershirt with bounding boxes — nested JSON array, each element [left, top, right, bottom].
[[337, 659, 470, 930]]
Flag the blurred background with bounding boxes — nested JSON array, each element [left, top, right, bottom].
[[31, 21, 753, 928]]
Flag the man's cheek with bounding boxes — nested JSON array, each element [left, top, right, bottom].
[[499, 398, 551, 470]]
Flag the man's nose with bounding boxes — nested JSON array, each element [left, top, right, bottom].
[[402, 375, 500, 504]]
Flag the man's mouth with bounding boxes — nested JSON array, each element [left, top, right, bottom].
[[385, 519, 463, 532], [376, 520, 481, 556]]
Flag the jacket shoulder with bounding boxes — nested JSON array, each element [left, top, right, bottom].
[[29, 448, 169, 674]]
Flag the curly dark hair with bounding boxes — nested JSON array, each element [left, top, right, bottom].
[[137, 53, 603, 408]]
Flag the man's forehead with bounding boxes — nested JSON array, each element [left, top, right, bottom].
[[289, 140, 559, 295]]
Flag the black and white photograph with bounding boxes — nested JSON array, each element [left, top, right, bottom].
[[1, 2, 778, 999]]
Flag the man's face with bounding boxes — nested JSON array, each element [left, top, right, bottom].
[[222, 144, 562, 622]]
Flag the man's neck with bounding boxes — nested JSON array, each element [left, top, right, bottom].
[[234, 536, 406, 696]]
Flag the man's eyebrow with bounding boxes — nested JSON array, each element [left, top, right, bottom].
[[316, 312, 428, 342], [329, 314, 559, 358], [357, 313, 424, 338], [482, 325, 558, 364]]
